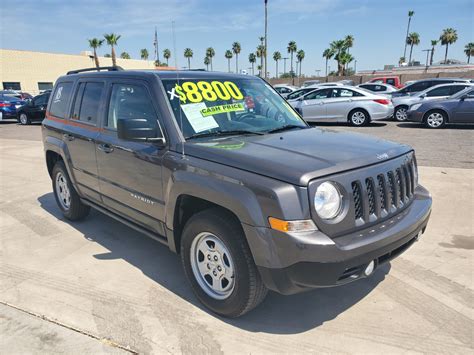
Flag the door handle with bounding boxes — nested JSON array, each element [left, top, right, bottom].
[[63, 133, 75, 141], [98, 143, 114, 153]]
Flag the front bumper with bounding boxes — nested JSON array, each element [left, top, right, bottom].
[[407, 110, 424, 122], [243, 185, 432, 295]]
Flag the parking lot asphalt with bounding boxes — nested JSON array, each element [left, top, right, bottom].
[[0, 122, 473, 353]]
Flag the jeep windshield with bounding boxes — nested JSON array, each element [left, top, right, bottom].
[[162, 77, 308, 140]]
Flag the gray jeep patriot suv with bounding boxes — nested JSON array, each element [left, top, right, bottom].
[[42, 67, 432, 317]]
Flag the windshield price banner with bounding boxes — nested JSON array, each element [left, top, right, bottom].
[[170, 81, 244, 104]]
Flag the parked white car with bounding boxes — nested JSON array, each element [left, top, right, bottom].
[[357, 83, 398, 97], [273, 84, 298, 98], [392, 83, 474, 121], [291, 86, 394, 126]]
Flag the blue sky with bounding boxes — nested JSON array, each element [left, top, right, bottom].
[[2, 0, 473, 75]]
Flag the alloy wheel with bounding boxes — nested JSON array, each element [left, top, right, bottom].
[[426, 112, 444, 128], [351, 111, 366, 125], [395, 107, 407, 121], [55, 172, 71, 210], [19, 113, 28, 125]]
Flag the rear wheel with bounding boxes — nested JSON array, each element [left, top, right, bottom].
[[52, 161, 90, 220], [424, 110, 446, 129], [18, 112, 31, 125], [349, 109, 369, 126], [181, 208, 267, 317], [394, 106, 408, 122]]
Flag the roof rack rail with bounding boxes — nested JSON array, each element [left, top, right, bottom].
[[66, 66, 124, 75]]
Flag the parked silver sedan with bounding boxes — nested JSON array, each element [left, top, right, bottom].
[[392, 83, 474, 121], [273, 84, 298, 98], [357, 83, 398, 96], [291, 86, 394, 126]]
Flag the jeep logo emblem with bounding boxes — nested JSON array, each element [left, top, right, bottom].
[[377, 153, 389, 160]]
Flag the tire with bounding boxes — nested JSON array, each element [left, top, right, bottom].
[[349, 109, 369, 126], [394, 106, 408, 122], [18, 112, 31, 125], [180, 208, 268, 317], [424, 110, 446, 129], [52, 161, 90, 221]]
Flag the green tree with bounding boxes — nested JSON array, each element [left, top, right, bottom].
[[184, 48, 193, 69], [344, 35, 354, 53], [330, 39, 347, 76], [440, 28, 458, 63], [465, 42, 474, 64], [120, 52, 130, 59], [103, 33, 121, 67], [322, 48, 335, 76], [232, 42, 241, 73], [430, 40, 438, 65], [204, 56, 210, 70], [296, 49, 305, 77], [403, 11, 415, 59], [206, 47, 215, 71], [338, 52, 354, 75], [272, 51, 281, 79], [104, 53, 111, 58], [256, 44, 265, 77], [406, 32, 420, 64], [225, 50, 233, 72], [163, 48, 171, 65], [287, 41, 297, 84], [88, 38, 104, 68], [248, 53, 256, 75], [399, 56, 406, 66], [140, 48, 149, 60]]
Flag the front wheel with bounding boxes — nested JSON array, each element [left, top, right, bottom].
[[424, 110, 446, 129], [18, 112, 31, 125], [349, 109, 369, 126], [181, 209, 268, 317], [394, 106, 408, 122]]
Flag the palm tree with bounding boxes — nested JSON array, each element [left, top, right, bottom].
[[296, 49, 305, 78], [163, 48, 171, 65], [399, 56, 406, 66], [140, 48, 149, 60], [256, 44, 265, 77], [344, 35, 354, 53], [322, 48, 335, 76], [206, 47, 215, 70], [403, 11, 415, 59], [103, 33, 121, 67], [406, 32, 420, 64], [330, 40, 346, 76], [465, 42, 474, 64], [232, 42, 241, 73], [184, 48, 193, 69], [204, 56, 210, 70], [225, 50, 233, 72], [287, 41, 297, 83], [120, 52, 130, 59], [338, 52, 354, 75], [440, 28, 458, 63], [88, 38, 104, 68], [430, 40, 438, 65], [273, 51, 281, 79], [248, 53, 256, 75]]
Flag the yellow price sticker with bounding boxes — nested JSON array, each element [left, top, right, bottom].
[[173, 81, 244, 104], [200, 103, 245, 117]]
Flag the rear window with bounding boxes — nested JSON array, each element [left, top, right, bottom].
[[50, 82, 73, 118]]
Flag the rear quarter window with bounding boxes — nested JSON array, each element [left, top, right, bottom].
[[49, 82, 73, 118]]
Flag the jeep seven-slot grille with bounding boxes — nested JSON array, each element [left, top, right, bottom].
[[351, 157, 415, 224]]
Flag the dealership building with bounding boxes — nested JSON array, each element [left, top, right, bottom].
[[0, 49, 159, 95]]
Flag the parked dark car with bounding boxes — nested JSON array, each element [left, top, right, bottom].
[[42, 67, 432, 317], [0, 91, 26, 121], [391, 78, 474, 98], [17, 92, 51, 125], [406, 87, 474, 128]]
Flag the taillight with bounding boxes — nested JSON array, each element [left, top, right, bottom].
[[373, 99, 390, 105], [0, 102, 11, 107]]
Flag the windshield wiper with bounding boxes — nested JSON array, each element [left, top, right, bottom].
[[187, 130, 264, 140], [266, 124, 307, 134]]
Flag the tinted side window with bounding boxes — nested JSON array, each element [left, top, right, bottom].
[[407, 81, 430, 92], [305, 89, 332, 100], [333, 89, 364, 97], [78, 83, 104, 124], [426, 86, 452, 97], [107, 84, 158, 130], [34, 95, 49, 106], [450, 85, 469, 95], [359, 84, 373, 91], [386, 78, 396, 86], [50, 82, 73, 118]]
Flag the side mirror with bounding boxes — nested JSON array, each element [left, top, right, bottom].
[[117, 118, 165, 145], [420, 93, 426, 99]]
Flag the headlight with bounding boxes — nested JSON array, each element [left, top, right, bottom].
[[314, 182, 342, 220], [410, 103, 422, 111]]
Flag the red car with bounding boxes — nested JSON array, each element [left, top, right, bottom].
[[369, 76, 403, 89]]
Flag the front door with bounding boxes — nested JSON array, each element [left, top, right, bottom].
[[325, 88, 362, 121], [300, 88, 332, 120], [31, 94, 49, 120], [95, 81, 167, 235]]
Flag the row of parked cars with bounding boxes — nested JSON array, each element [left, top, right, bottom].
[[0, 90, 50, 125], [273, 77, 474, 128]]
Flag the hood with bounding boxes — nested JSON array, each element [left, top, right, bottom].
[[183, 128, 412, 186]]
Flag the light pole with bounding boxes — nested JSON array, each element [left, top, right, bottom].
[[315, 69, 321, 77], [283, 57, 289, 75], [422, 49, 430, 68], [354, 60, 357, 73]]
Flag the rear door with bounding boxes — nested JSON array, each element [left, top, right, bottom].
[[300, 88, 332, 120], [325, 88, 364, 121], [95, 80, 167, 234], [451, 89, 474, 123], [31, 94, 49, 119], [65, 79, 105, 202]]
